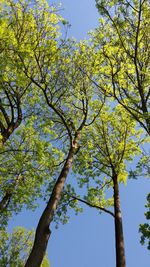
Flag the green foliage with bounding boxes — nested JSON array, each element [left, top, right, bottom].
[[73, 104, 141, 211], [0, 0, 66, 229], [95, 0, 150, 255], [0, 227, 50, 266], [0, 0, 104, 231], [94, 0, 150, 134], [129, 148, 150, 179], [0, 117, 64, 228], [0, 1, 149, 264], [139, 194, 150, 250]]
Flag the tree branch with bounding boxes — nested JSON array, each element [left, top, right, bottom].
[[70, 195, 114, 217]]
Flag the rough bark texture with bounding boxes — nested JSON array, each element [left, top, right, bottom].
[[25, 132, 80, 267], [113, 175, 126, 267]]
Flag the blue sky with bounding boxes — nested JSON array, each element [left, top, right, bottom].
[[8, 1, 150, 267], [58, 0, 99, 39]]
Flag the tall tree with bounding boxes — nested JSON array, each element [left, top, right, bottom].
[[23, 41, 104, 266], [1, 2, 104, 265], [74, 105, 141, 267], [93, 1, 150, 258]]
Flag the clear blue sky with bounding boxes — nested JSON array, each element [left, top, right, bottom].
[[9, 1, 150, 267], [58, 0, 99, 39]]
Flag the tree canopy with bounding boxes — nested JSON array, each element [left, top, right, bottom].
[[0, 1, 149, 267]]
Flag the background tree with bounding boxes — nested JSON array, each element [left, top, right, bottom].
[[93, 1, 150, 254], [139, 193, 150, 250], [73, 105, 142, 267], [0, 227, 50, 267]]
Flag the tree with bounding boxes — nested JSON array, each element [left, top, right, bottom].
[[0, 0, 63, 230], [23, 41, 104, 266], [1, 3, 105, 265], [95, 0, 150, 134], [0, 1, 51, 223], [93, 1, 150, 259], [0, 227, 50, 267], [0, 3, 106, 265], [139, 193, 150, 250], [73, 105, 141, 267]]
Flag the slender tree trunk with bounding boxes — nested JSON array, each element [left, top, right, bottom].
[[0, 192, 12, 210], [25, 132, 80, 267], [113, 174, 126, 267]]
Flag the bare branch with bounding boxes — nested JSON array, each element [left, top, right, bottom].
[[70, 195, 114, 217]]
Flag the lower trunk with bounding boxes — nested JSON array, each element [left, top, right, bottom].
[[24, 142, 78, 267], [113, 175, 126, 267]]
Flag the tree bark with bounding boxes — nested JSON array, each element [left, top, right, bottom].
[[113, 174, 126, 267], [25, 132, 80, 267], [2, 121, 22, 145], [0, 192, 12, 210]]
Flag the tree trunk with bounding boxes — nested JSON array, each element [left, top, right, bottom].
[[25, 132, 80, 267], [113, 175, 126, 267], [0, 174, 23, 212], [0, 192, 12, 211]]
